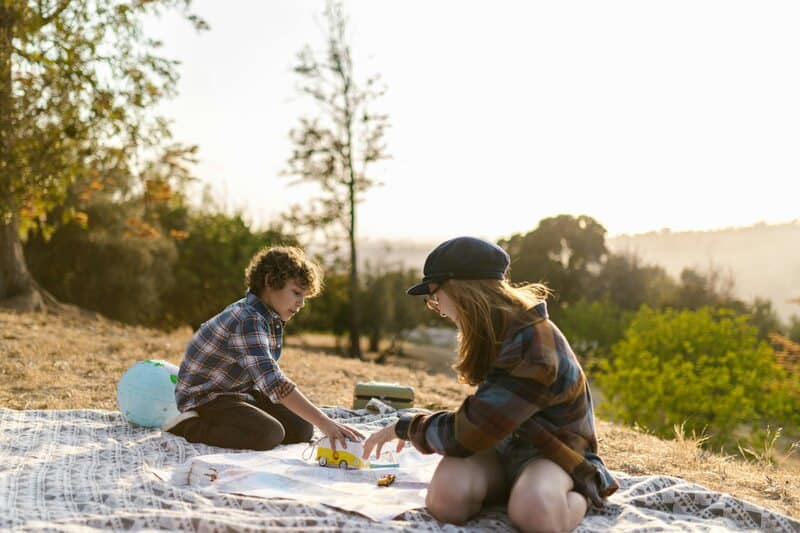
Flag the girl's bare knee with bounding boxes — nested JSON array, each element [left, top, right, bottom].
[[425, 469, 484, 524], [508, 489, 570, 533], [507, 458, 585, 532], [427, 478, 480, 521]]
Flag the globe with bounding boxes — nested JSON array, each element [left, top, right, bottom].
[[117, 359, 180, 428]]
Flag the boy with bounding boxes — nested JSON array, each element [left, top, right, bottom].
[[164, 246, 362, 450]]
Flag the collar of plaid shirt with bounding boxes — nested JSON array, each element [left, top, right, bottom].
[[503, 301, 550, 341]]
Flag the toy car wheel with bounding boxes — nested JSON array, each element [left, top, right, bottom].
[[318, 457, 327, 467], [339, 460, 348, 470]]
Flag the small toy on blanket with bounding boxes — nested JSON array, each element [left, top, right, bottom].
[[376, 474, 396, 487], [117, 359, 180, 428], [304, 437, 400, 470]]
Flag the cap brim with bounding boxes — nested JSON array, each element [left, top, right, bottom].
[[406, 282, 431, 296]]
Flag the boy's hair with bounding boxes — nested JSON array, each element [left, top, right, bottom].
[[245, 246, 323, 297], [445, 279, 550, 385]]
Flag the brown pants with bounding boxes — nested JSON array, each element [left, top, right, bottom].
[[170, 392, 313, 450]]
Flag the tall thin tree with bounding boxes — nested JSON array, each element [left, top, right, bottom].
[[0, 0, 206, 311], [284, 1, 389, 358]]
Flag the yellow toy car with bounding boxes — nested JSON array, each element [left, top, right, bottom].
[[315, 437, 367, 469]]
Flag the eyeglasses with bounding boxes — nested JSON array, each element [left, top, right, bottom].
[[424, 284, 442, 311]]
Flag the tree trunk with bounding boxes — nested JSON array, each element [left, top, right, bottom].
[[0, 5, 13, 201], [368, 330, 380, 353], [344, 88, 361, 358], [347, 176, 361, 358], [0, 7, 50, 312], [0, 212, 48, 311]]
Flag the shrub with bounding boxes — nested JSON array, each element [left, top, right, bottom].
[[556, 298, 631, 363], [595, 306, 793, 450], [25, 201, 177, 325], [161, 213, 295, 329]]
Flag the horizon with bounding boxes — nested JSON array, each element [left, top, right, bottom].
[[146, 0, 800, 242], [350, 217, 800, 246], [350, 221, 800, 323]]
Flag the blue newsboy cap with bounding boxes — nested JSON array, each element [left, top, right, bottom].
[[407, 236, 510, 296]]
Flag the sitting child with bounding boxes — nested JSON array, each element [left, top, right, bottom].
[[164, 245, 361, 450]]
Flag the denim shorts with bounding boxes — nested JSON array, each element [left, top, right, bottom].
[[494, 432, 544, 487]]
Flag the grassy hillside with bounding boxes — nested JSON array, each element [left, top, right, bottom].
[[1, 309, 797, 519]]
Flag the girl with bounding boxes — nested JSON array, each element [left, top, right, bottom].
[[361, 236, 617, 532]]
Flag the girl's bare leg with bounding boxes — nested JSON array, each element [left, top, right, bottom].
[[425, 449, 506, 524], [507, 458, 588, 533]]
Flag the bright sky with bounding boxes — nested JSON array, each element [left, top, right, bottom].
[[147, 0, 800, 243]]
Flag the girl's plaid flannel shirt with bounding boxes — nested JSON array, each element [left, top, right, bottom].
[[395, 302, 619, 505]]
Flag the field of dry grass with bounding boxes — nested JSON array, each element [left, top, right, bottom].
[[1, 309, 798, 520]]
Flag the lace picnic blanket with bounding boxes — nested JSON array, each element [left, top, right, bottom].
[[1, 407, 798, 532]]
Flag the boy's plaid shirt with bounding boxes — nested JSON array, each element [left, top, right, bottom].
[[396, 302, 619, 504], [175, 292, 296, 411]]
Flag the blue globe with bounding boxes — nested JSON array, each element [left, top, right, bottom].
[[117, 359, 180, 428]]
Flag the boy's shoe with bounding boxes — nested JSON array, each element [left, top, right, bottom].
[[162, 410, 199, 432]]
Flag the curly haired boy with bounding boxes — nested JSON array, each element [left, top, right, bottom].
[[164, 246, 361, 450]]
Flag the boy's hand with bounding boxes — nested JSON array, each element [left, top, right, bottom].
[[279, 389, 363, 450], [321, 420, 363, 451], [361, 422, 406, 460]]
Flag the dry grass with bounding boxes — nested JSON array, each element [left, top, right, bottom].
[[1, 309, 798, 519]]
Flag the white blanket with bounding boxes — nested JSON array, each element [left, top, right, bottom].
[[170, 441, 440, 521], [1, 408, 798, 532]]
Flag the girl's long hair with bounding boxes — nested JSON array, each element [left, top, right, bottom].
[[446, 279, 550, 385]]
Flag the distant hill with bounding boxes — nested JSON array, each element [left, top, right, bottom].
[[357, 221, 800, 322], [607, 221, 800, 322], [356, 238, 437, 272]]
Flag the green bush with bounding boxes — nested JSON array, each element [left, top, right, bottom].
[[160, 213, 295, 329], [556, 298, 631, 363], [290, 268, 351, 337], [595, 306, 793, 450], [25, 200, 177, 325], [26, 201, 297, 329], [360, 267, 429, 352]]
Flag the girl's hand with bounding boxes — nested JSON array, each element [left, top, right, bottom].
[[361, 422, 406, 460], [320, 419, 363, 450]]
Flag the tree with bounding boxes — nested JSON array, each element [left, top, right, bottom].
[[746, 297, 784, 341], [788, 297, 800, 343], [290, 267, 351, 345], [361, 265, 428, 357], [161, 214, 296, 330], [24, 193, 180, 325], [556, 298, 631, 364], [588, 252, 677, 311], [22, 136, 210, 326], [788, 315, 800, 344], [0, 0, 205, 311], [499, 215, 608, 317], [283, 1, 389, 358], [673, 265, 739, 311]]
